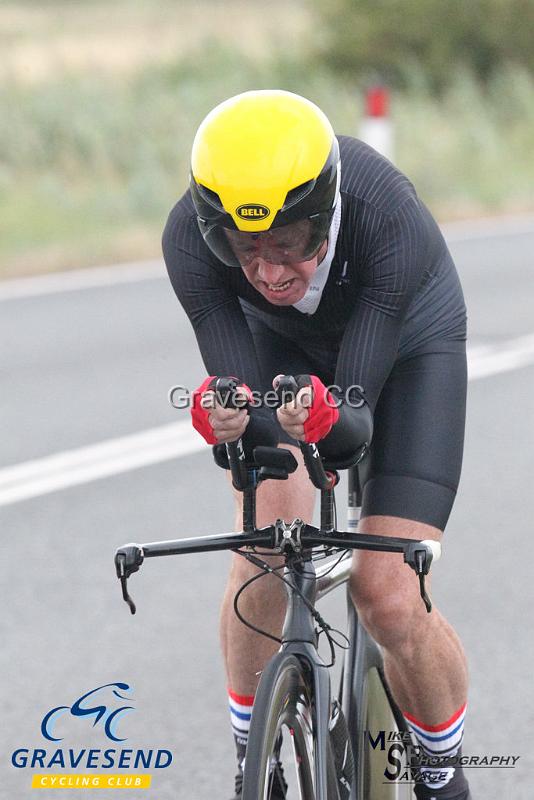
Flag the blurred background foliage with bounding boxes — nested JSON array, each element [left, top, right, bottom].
[[1, 0, 533, 277], [315, 0, 534, 91]]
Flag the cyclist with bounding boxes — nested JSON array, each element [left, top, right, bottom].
[[163, 90, 471, 800]]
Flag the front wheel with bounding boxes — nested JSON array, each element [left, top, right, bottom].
[[242, 652, 337, 799]]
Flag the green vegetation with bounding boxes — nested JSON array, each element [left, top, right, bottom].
[[314, 0, 534, 92], [1, 1, 533, 277]]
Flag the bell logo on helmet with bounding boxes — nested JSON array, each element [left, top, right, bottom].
[[236, 204, 270, 220]]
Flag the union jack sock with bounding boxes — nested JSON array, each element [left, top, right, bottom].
[[404, 703, 470, 798], [228, 689, 254, 768]]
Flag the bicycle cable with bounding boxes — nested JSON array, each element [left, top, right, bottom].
[[232, 548, 350, 666]]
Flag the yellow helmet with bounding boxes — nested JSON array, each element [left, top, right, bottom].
[[190, 90, 340, 267]]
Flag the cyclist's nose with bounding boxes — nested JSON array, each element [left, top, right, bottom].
[[255, 258, 286, 283]]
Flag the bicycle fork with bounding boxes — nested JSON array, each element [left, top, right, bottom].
[[281, 558, 339, 800]]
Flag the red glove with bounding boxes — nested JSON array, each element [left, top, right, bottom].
[[190, 376, 252, 445], [301, 375, 340, 443]]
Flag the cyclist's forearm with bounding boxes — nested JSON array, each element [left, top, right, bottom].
[[317, 402, 373, 462]]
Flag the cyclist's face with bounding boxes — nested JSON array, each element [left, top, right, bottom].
[[238, 240, 328, 306], [224, 219, 328, 305]]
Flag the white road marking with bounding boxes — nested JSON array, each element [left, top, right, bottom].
[[0, 215, 532, 301], [468, 333, 534, 379], [1, 333, 534, 508], [0, 422, 200, 507], [0, 259, 164, 301]]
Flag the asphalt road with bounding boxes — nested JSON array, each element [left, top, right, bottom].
[[1, 220, 534, 799]]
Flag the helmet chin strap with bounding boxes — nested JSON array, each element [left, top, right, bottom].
[[334, 160, 342, 198], [313, 162, 340, 269], [316, 239, 329, 267], [292, 192, 342, 316]]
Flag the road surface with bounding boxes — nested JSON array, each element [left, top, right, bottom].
[[1, 218, 533, 798]]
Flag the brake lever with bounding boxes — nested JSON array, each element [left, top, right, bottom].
[[120, 573, 136, 615], [114, 545, 144, 615], [403, 540, 441, 613], [418, 571, 432, 614]]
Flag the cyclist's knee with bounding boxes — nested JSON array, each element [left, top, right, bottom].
[[349, 559, 428, 650], [352, 590, 418, 650], [349, 514, 441, 649]]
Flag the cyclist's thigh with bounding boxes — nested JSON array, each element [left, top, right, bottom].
[[361, 339, 467, 531]]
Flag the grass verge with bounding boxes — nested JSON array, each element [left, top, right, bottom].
[[1, 48, 533, 278]]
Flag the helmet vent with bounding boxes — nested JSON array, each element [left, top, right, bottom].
[[281, 179, 316, 211], [196, 183, 226, 213]]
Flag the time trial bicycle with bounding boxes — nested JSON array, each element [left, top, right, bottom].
[[114, 377, 440, 799]]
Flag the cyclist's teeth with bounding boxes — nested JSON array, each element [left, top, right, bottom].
[[268, 280, 291, 292]]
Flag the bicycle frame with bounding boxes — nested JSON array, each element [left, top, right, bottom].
[[277, 555, 336, 798], [255, 524, 409, 799], [115, 447, 440, 799]]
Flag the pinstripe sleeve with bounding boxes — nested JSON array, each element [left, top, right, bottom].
[[163, 211, 265, 391], [335, 198, 430, 409]]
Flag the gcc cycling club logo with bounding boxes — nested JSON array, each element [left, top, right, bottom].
[[11, 681, 173, 790], [41, 682, 134, 743]]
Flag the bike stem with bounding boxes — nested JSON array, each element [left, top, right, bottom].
[[236, 459, 337, 535]]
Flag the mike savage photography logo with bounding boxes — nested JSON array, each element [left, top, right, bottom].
[[11, 682, 173, 790], [366, 729, 520, 788]]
